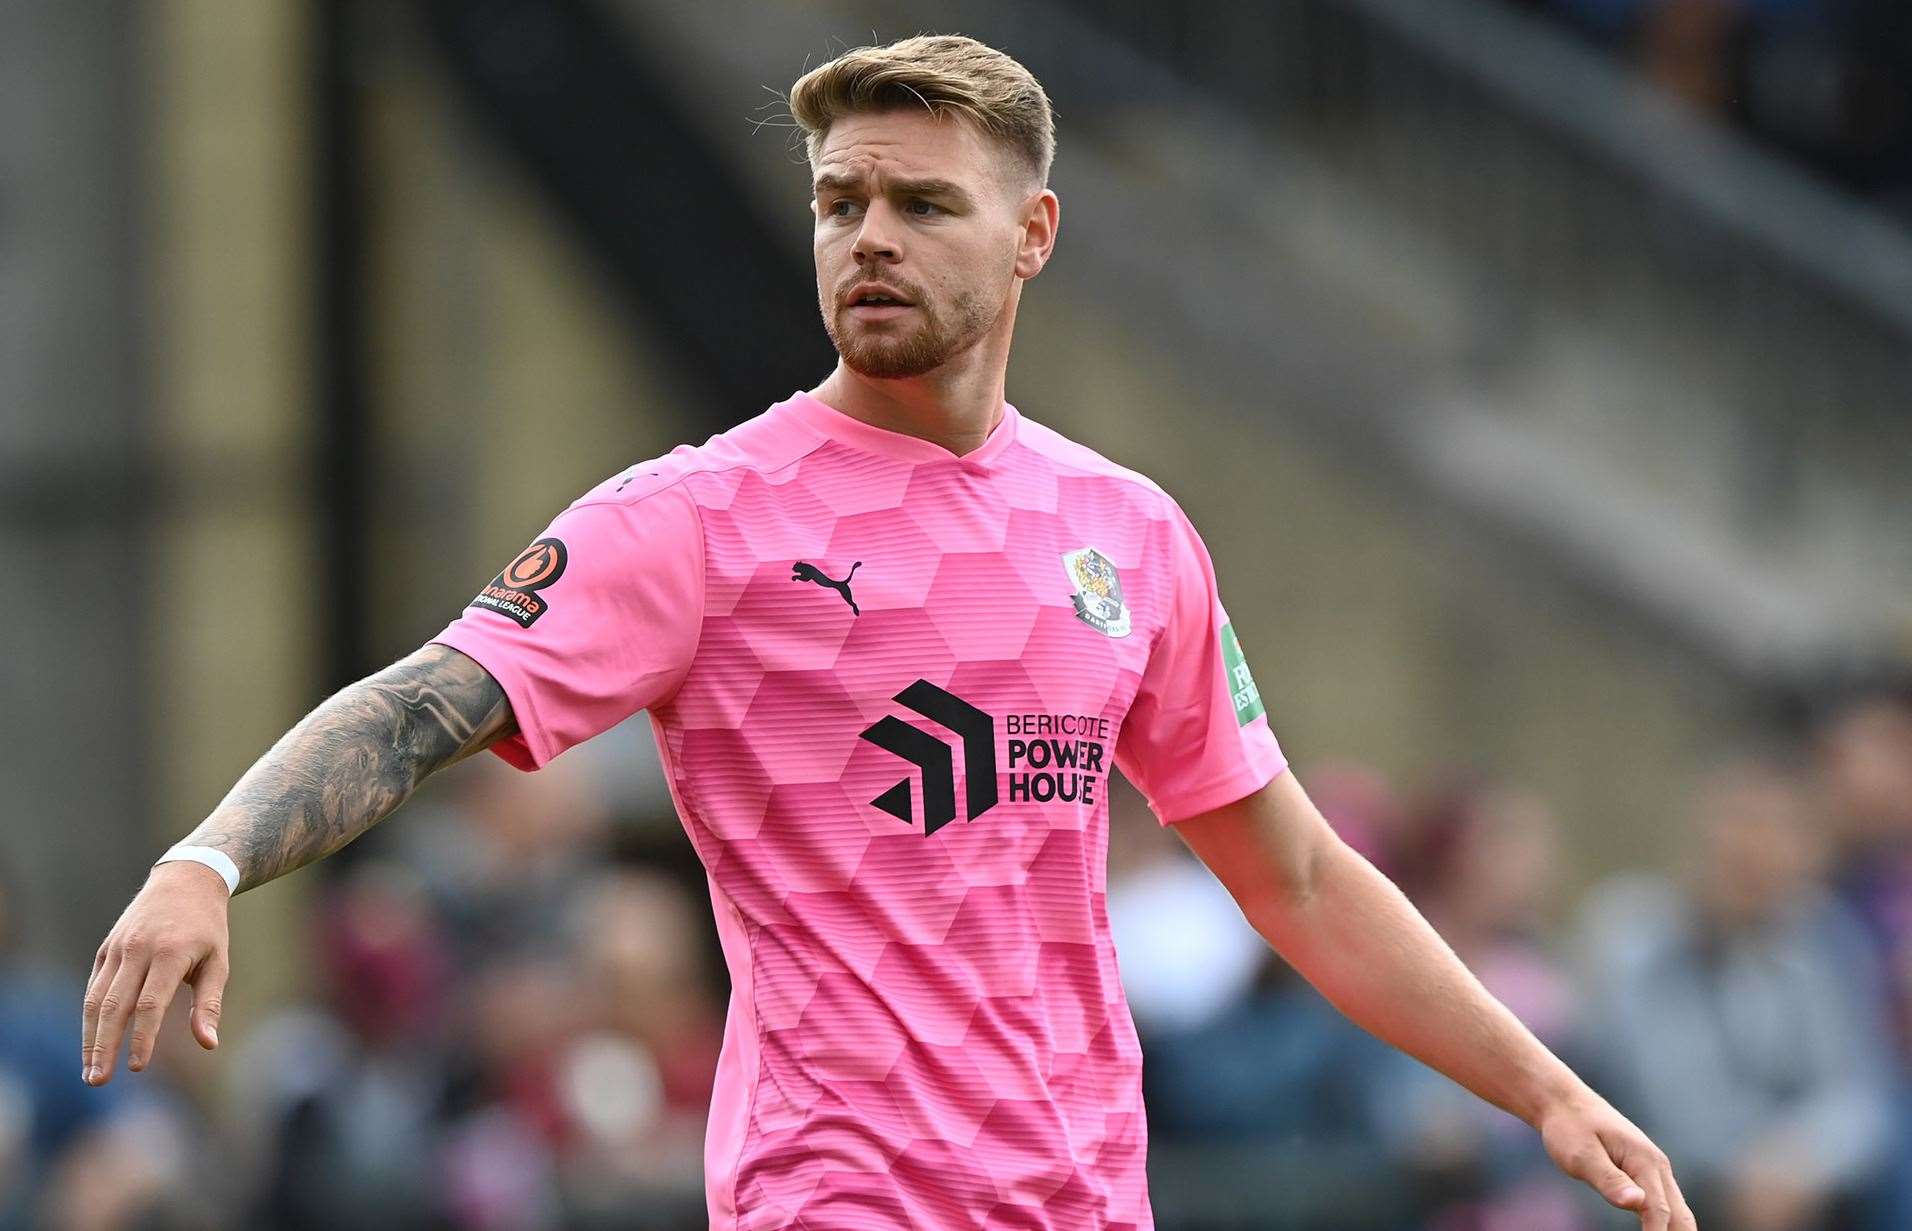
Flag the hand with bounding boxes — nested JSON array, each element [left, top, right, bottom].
[[81, 860, 231, 1085], [1537, 1092, 1696, 1230]]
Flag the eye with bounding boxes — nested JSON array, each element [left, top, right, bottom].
[[824, 198, 861, 218], [906, 199, 942, 217]]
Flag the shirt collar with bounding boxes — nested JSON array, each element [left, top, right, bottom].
[[781, 389, 1020, 469]]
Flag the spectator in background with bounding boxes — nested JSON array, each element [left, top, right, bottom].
[[1639, 0, 1866, 184], [1542, 0, 1912, 213], [238, 862, 458, 1230], [400, 746, 614, 976], [1579, 754, 1893, 1230], [1376, 778, 1588, 1231], [1123, 766, 1401, 1162], [35, 1061, 221, 1231], [437, 947, 579, 1231], [1813, 683, 1912, 1231], [1641, 0, 1743, 113], [558, 869, 722, 1221], [388, 747, 716, 1228], [0, 858, 122, 1228], [1106, 778, 1268, 1038], [1109, 765, 1408, 1040], [1817, 684, 1912, 1051], [0, 859, 217, 1230], [430, 868, 724, 1231]]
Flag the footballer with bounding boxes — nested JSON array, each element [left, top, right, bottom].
[[83, 34, 1696, 1231]]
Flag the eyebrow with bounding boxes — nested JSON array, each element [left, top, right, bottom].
[[812, 172, 974, 206]]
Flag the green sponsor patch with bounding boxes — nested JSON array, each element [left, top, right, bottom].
[[1221, 622, 1265, 726]]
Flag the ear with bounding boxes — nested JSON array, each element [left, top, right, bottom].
[[1013, 188, 1059, 281]]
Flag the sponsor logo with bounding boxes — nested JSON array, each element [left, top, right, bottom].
[[1005, 712, 1109, 806], [791, 560, 861, 615], [859, 681, 997, 836], [470, 537, 567, 629], [1062, 546, 1130, 638], [857, 686, 1113, 836], [1221, 621, 1265, 726]]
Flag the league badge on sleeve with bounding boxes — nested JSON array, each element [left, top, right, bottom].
[[1061, 546, 1130, 638], [470, 537, 567, 629]]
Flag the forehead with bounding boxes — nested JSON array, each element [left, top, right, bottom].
[[813, 108, 1001, 186]]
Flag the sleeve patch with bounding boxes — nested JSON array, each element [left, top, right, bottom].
[[469, 537, 568, 628], [1221, 622, 1265, 726]]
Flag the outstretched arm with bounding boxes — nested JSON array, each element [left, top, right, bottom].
[[81, 643, 514, 1085], [188, 643, 513, 890], [1172, 770, 1698, 1231]]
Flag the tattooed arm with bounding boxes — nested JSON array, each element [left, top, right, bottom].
[[187, 643, 514, 890], [80, 643, 515, 1085]]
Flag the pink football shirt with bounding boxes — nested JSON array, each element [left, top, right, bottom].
[[433, 391, 1286, 1230]]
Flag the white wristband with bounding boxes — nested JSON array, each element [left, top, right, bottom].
[[155, 845, 239, 896]]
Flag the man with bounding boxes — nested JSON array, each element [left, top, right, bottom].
[[1581, 756, 1891, 1230], [83, 33, 1697, 1231]]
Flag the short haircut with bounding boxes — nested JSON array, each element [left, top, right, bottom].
[[788, 34, 1055, 190]]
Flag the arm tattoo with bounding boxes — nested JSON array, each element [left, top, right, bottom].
[[181, 644, 516, 893]]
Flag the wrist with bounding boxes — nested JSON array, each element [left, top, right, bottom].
[[1519, 1068, 1601, 1130], [153, 845, 239, 896]]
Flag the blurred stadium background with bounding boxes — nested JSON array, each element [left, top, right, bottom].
[[5, 0, 1912, 1227]]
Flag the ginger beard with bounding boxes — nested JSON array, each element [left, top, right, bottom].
[[819, 275, 1001, 380]]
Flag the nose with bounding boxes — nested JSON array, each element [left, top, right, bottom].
[[851, 199, 903, 265]]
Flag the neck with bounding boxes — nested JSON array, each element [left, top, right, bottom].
[[809, 364, 1006, 457], [810, 279, 1025, 456]]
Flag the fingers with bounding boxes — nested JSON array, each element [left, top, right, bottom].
[[1547, 1105, 1695, 1230], [1582, 1147, 1646, 1213], [80, 944, 117, 1084], [83, 941, 149, 1085], [188, 952, 229, 1050], [1609, 1132, 1689, 1231], [1634, 1147, 1695, 1231], [1658, 1154, 1698, 1230], [1631, 1162, 1672, 1231], [125, 951, 193, 1073], [81, 869, 231, 1084]]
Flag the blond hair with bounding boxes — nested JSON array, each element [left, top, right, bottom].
[[787, 34, 1055, 188]]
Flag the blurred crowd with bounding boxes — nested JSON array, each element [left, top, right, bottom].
[[0, 733, 725, 1231], [1118, 677, 1912, 1231], [2, 679, 1910, 1230], [1519, 0, 1912, 213]]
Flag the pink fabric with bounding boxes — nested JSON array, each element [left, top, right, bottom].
[[438, 489, 704, 771], [433, 391, 1286, 1230]]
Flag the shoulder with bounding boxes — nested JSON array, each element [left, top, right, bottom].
[[565, 404, 825, 514], [1013, 413, 1180, 521]]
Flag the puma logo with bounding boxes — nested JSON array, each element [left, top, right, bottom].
[[791, 561, 861, 615]]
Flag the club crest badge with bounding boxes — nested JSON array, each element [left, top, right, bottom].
[[1062, 546, 1131, 638]]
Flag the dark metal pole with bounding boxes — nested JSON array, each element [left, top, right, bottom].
[[314, 0, 371, 691]]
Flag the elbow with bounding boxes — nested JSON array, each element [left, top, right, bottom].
[[1177, 778, 1349, 942], [1244, 822, 1340, 940], [1285, 835, 1331, 911]]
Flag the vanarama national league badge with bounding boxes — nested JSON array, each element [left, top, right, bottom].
[[1062, 546, 1130, 638], [470, 537, 567, 629]]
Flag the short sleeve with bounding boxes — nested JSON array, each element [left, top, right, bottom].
[[431, 486, 704, 771], [1115, 500, 1287, 823]]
